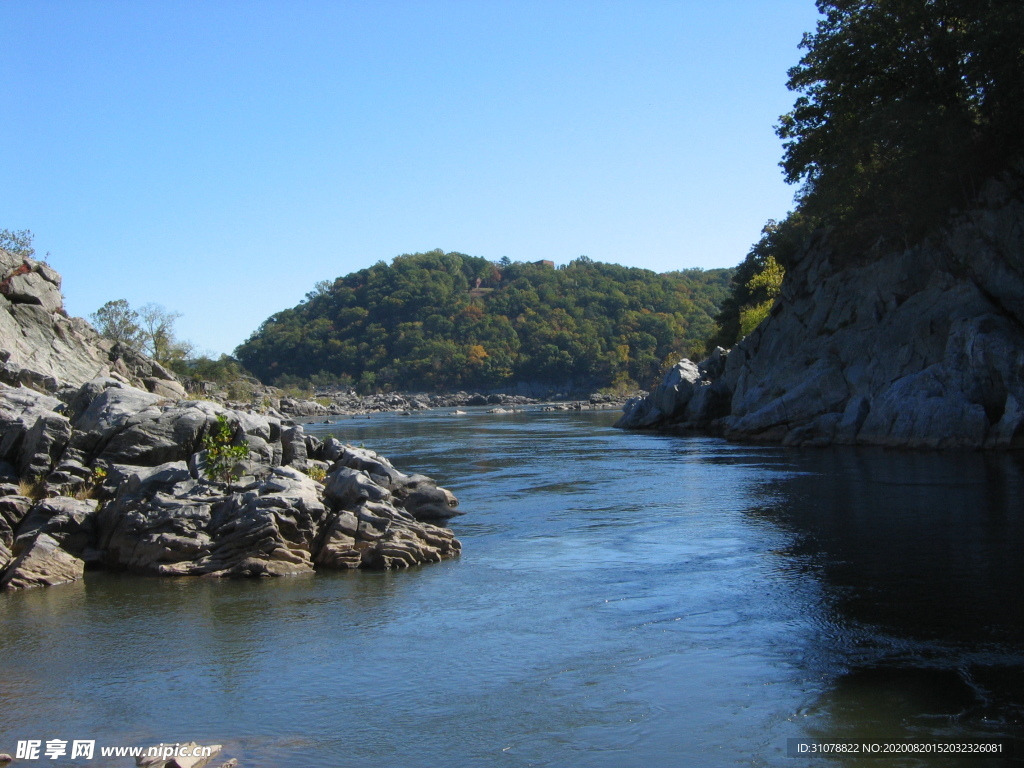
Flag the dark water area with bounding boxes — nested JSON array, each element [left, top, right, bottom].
[[2, 408, 1023, 766]]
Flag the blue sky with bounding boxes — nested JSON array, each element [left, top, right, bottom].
[[3, 0, 821, 356]]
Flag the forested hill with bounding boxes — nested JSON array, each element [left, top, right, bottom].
[[235, 251, 732, 392]]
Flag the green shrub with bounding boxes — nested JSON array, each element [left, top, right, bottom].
[[203, 415, 249, 484]]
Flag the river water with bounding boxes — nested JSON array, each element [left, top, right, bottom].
[[2, 408, 1023, 766]]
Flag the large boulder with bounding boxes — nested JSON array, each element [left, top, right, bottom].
[[95, 462, 212, 574], [0, 532, 85, 590], [323, 466, 392, 508], [329, 444, 462, 521], [192, 467, 327, 578], [315, 498, 460, 570], [0, 384, 70, 478], [16, 497, 98, 559], [615, 348, 731, 431]]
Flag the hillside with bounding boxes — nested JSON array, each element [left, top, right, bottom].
[[235, 251, 732, 393], [617, 1, 1024, 449]]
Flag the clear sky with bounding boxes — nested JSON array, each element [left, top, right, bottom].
[[3, 0, 822, 356]]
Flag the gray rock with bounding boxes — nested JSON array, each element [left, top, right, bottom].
[[402, 486, 462, 521], [619, 170, 1024, 449], [281, 425, 308, 468], [19, 410, 72, 479], [0, 254, 465, 589], [0, 532, 85, 590], [96, 462, 213, 574], [328, 444, 461, 519], [0, 495, 33, 533], [321, 436, 346, 463], [323, 466, 392, 508], [0, 250, 187, 394], [615, 354, 723, 430], [193, 467, 327, 578], [651, 359, 700, 418], [0, 384, 65, 465], [143, 377, 188, 400], [16, 497, 98, 558], [315, 499, 460, 570], [719, 183, 1024, 448], [4, 270, 63, 313]]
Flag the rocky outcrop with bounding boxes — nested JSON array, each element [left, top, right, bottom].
[[0, 532, 85, 589], [618, 173, 1024, 449], [0, 379, 462, 589], [0, 249, 462, 590], [0, 248, 185, 397], [616, 349, 731, 430]]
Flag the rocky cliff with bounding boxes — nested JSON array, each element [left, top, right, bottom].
[[0, 247, 185, 397], [0, 251, 462, 590], [619, 173, 1024, 450]]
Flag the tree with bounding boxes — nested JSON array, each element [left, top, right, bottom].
[[202, 415, 249, 484], [91, 299, 192, 365], [138, 303, 192, 364], [90, 299, 144, 350], [778, 0, 1024, 254], [738, 255, 785, 338], [708, 219, 800, 349], [234, 250, 733, 391], [0, 229, 35, 258]]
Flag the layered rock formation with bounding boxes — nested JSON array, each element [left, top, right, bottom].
[[0, 248, 186, 397], [0, 249, 461, 590], [0, 379, 462, 589], [619, 174, 1024, 449]]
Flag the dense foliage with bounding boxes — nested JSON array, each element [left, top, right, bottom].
[[712, 0, 1024, 347], [709, 220, 798, 349], [236, 251, 732, 392], [779, 0, 1024, 257]]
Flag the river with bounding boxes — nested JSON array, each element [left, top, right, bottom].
[[2, 408, 1022, 766]]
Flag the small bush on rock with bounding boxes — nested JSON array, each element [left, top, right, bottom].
[[202, 415, 249, 484]]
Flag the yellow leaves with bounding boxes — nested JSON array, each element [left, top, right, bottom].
[[739, 256, 785, 338], [746, 255, 784, 299], [467, 344, 488, 366]]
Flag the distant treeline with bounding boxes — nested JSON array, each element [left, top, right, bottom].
[[235, 251, 732, 392]]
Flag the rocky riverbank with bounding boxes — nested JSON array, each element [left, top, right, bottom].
[[0, 247, 462, 591], [618, 173, 1024, 450], [273, 390, 541, 419], [239, 389, 634, 420], [0, 378, 462, 590]]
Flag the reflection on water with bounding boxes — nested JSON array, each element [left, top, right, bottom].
[[1, 408, 1022, 766]]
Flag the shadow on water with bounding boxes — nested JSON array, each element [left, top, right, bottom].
[[4, 409, 1024, 766], [743, 447, 1024, 764]]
